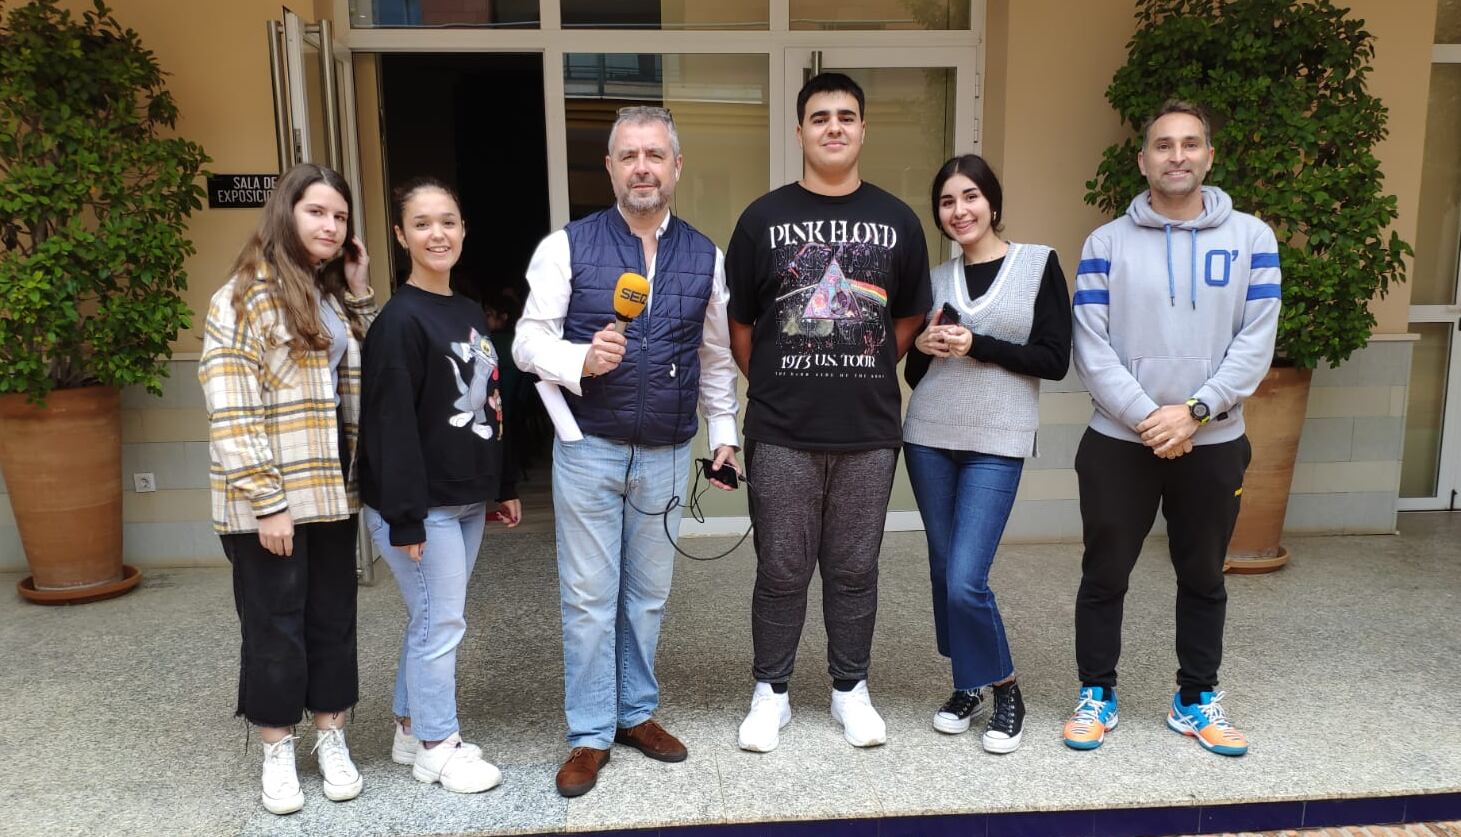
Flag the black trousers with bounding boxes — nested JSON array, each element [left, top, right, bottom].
[[221, 516, 359, 727], [1073, 428, 1250, 692], [745, 440, 898, 684]]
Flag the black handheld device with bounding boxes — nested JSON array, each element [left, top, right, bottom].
[[935, 302, 960, 326], [697, 458, 740, 490]]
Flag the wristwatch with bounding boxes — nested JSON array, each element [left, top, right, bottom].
[[1186, 398, 1212, 425]]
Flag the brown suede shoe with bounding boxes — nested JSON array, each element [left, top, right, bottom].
[[613, 718, 688, 763], [555, 747, 610, 798]]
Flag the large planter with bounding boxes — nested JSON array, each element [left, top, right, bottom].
[[1225, 365, 1313, 574], [0, 386, 140, 604]]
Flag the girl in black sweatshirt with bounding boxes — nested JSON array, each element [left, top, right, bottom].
[[357, 177, 520, 794]]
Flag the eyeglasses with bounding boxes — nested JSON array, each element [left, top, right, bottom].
[[616, 105, 675, 124]]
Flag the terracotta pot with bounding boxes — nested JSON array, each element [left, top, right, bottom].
[[1225, 365, 1312, 574], [0, 386, 139, 603]]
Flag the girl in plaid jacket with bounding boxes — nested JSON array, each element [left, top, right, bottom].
[[199, 163, 375, 816]]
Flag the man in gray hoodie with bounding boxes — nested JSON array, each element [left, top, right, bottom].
[[1062, 101, 1280, 758]]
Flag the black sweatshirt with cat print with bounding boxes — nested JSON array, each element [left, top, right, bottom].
[[357, 284, 517, 546]]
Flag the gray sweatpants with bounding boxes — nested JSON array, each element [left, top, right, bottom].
[[745, 440, 898, 684]]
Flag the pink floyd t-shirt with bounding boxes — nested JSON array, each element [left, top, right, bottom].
[[727, 181, 931, 451]]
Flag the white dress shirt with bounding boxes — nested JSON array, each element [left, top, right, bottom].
[[512, 208, 740, 451]]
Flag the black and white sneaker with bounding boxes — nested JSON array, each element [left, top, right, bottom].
[[982, 680, 1025, 754], [933, 688, 987, 734]]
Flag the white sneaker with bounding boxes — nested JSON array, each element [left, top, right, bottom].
[[260, 735, 305, 815], [312, 724, 363, 802], [392, 721, 420, 765], [412, 733, 502, 794], [830, 681, 887, 747], [738, 682, 792, 752]]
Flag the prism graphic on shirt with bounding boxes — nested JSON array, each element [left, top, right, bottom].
[[773, 237, 893, 380], [446, 328, 502, 439]]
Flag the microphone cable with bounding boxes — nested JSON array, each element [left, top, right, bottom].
[[615, 278, 753, 563]]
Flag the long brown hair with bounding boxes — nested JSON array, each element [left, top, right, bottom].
[[228, 164, 365, 352]]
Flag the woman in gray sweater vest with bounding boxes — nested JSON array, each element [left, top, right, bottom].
[[903, 155, 1072, 754]]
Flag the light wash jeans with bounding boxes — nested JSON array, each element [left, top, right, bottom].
[[552, 434, 690, 749], [363, 502, 486, 742], [904, 443, 1024, 691]]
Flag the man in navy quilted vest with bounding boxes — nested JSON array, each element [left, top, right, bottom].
[[514, 106, 740, 798]]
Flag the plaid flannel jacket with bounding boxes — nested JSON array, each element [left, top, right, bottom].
[[199, 273, 377, 534]]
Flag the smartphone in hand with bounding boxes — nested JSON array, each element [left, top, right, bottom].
[[935, 302, 961, 327], [697, 458, 739, 489]]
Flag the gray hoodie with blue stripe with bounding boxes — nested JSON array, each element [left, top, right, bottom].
[[1072, 186, 1281, 446]]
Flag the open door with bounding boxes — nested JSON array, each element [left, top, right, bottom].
[[267, 9, 365, 221], [267, 8, 378, 582]]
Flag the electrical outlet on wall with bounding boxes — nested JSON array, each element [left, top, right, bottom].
[[132, 473, 156, 493]]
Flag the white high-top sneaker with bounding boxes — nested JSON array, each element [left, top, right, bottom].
[[312, 724, 364, 802], [830, 681, 887, 747], [392, 721, 420, 765], [737, 682, 792, 752], [260, 734, 305, 815], [412, 733, 502, 794]]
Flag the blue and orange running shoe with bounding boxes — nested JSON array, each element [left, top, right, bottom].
[[1062, 686, 1118, 750], [1167, 690, 1248, 756]]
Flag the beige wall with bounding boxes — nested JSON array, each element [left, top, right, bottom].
[[987, 0, 1435, 338], [57, 0, 332, 352], [1350, 0, 1437, 333], [988, 0, 1136, 276]]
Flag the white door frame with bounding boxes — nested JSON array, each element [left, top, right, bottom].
[[1399, 45, 1461, 511], [1398, 301, 1461, 511]]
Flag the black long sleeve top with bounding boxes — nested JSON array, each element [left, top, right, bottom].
[[905, 251, 1073, 388]]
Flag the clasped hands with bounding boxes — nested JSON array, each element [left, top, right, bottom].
[[915, 322, 974, 358], [1137, 404, 1199, 460]]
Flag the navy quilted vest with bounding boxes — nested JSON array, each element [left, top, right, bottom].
[[562, 208, 715, 446]]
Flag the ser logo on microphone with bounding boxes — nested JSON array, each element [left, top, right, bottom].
[[612, 272, 651, 334]]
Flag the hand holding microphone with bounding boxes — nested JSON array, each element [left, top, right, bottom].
[[582, 272, 649, 378]]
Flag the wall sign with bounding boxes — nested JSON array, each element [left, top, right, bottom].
[[207, 174, 278, 209]]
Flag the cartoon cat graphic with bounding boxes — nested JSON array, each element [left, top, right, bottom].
[[446, 328, 500, 440]]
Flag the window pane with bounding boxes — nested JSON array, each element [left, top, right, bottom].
[[564, 54, 769, 247], [1401, 323, 1454, 498], [348, 0, 540, 28], [1439, 0, 1461, 44], [1413, 64, 1461, 306], [791, 0, 970, 30], [562, 0, 768, 30]]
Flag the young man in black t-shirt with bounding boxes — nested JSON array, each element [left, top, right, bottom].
[[727, 72, 931, 753]]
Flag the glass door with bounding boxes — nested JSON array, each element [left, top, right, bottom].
[[1399, 51, 1461, 511], [783, 47, 978, 268], [269, 9, 378, 577], [269, 9, 364, 221]]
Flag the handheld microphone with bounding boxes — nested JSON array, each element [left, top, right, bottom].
[[612, 272, 650, 334]]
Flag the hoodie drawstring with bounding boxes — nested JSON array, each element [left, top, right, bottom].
[[1164, 224, 1176, 307], [1189, 228, 1198, 310], [1162, 224, 1201, 309]]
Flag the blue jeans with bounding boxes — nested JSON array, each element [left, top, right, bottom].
[[904, 443, 1024, 690], [364, 503, 486, 742], [553, 434, 690, 749]]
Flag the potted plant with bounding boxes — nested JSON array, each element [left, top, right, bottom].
[[1086, 0, 1412, 572], [0, 0, 207, 602]]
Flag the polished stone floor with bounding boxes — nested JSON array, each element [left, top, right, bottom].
[[2, 513, 1458, 837]]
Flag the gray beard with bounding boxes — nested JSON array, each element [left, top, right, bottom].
[[619, 187, 668, 214]]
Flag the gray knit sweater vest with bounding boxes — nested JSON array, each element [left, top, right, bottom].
[[903, 243, 1050, 457]]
